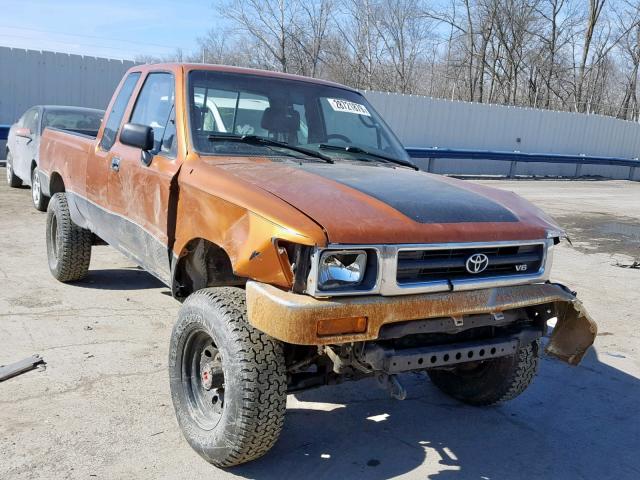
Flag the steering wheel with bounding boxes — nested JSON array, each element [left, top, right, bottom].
[[325, 133, 352, 144]]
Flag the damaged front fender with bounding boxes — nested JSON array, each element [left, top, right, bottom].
[[546, 295, 598, 366]]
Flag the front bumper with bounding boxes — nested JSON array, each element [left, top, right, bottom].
[[246, 281, 597, 366]]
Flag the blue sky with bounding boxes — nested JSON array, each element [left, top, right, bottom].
[[0, 0, 221, 60]]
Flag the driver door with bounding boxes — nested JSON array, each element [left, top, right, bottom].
[[14, 108, 39, 181], [107, 71, 180, 283]]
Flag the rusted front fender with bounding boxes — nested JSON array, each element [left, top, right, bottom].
[[246, 281, 597, 366]]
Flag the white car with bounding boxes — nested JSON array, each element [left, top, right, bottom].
[[6, 105, 104, 211]]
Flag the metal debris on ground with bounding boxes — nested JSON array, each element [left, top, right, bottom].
[[615, 261, 640, 269], [0, 354, 46, 382]]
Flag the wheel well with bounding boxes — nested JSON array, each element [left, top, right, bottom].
[[172, 239, 245, 301], [49, 172, 65, 194], [31, 160, 37, 171]]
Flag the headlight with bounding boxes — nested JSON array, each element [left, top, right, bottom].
[[318, 250, 367, 290]]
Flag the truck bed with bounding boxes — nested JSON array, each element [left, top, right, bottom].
[[39, 127, 97, 199]]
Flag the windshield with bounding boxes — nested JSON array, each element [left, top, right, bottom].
[[188, 70, 409, 162], [43, 109, 103, 131]]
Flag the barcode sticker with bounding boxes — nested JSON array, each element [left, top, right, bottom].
[[327, 98, 371, 116]]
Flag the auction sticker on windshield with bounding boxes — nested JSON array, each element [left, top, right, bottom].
[[327, 98, 371, 116]]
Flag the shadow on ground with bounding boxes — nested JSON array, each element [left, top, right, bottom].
[[75, 267, 165, 291], [231, 345, 639, 479]]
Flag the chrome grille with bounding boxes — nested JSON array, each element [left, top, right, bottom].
[[397, 244, 545, 285]]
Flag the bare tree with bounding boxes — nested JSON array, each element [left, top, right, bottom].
[[374, 0, 433, 93], [289, 0, 333, 77], [222, 0, 296, 72], [197, 29, 253, 66], [574, 0, 608, 111], [137, 0, 640, 121], [615, 0, 640, 120], [331, 0, 385, 90], [534, 0, 579, 108]]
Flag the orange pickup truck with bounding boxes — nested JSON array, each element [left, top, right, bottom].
[[38, 63, 597, 467]]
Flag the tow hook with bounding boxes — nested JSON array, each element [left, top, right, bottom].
[[376, 373, 407, 400]]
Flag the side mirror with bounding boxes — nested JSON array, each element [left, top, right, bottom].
[[15, 127, 32, 138], [120, 123, 155, 166], [120, 123, 154, 151]]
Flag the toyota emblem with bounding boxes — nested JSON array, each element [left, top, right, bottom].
[[465, 253, 489, 274]]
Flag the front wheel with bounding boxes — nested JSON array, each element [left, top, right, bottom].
[[31, 167, 49, 212], [428, 340, 540, 406], [6, 152, 22, 188], [169, 287, 287, 467]]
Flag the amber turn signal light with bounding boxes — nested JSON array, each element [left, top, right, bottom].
[[317, 316, 368, 337]]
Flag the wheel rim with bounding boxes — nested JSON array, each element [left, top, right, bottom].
[[32, 170, 41, 205], [6, 162, 11, 183], [49, 214, 59, 260], [182, 329, 226, 430]]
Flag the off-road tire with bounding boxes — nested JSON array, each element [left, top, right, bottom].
[[31, 167, 49, 212], [46, 193, 92, 282], [428, 340, 540, 406], [6, 151, 22, 188], [169, 287, 287, 467]]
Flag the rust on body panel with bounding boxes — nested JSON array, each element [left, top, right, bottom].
[[172, 155, 328, 288], [246, 281, 597, 365], [38, 62, 594, 366], [218, 162, 557, 245], [39, 62, 567, 290]]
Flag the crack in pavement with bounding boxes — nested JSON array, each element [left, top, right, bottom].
[[0, 368, 166, 404]]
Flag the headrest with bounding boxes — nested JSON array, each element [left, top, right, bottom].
[[191, 105, 206, 130], [261, 106, 300, 133]]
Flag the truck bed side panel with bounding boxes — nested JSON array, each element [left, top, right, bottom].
[[39, 128, 96, 226]]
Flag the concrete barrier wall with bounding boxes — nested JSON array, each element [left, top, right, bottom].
[[0, 47, 135, 160], [364, 91, 640, 160], [410, 156, 639, 181], [0, 47, 135, 125]]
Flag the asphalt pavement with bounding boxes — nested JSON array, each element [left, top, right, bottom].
[[1, 174, 639, 479]]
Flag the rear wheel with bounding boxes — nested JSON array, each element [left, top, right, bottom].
[[428, 340, 540, 406], [169, 287, 287, 467], [6, 152, 22, 188], [46, 193, 92, 282], [31, 167, 49, 212]]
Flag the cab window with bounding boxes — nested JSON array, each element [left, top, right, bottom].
[[100, 72, 141, 151], [130, 72, 175, 154], [187, 70, 408, 160], [192, 87, 270, 138], [160, 106, 177, 157]]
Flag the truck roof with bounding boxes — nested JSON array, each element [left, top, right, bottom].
[[129, 63, 358, 93]]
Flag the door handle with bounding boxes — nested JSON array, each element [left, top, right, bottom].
[[111, 157, 121, 172]]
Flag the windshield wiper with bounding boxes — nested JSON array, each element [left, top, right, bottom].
[[207, 134, 334, 164], [319, 143, 419, 170]]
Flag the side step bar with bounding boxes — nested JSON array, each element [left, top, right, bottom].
[[361, 329, 541, 374]]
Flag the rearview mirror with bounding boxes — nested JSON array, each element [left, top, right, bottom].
[[15, 127, 32, 138], [120, 123, 154, 151]]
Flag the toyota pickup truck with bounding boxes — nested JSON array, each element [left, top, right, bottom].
[[38, 63, 597, 467]]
